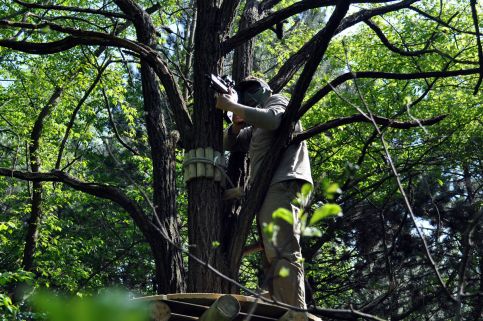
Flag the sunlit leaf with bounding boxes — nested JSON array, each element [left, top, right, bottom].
[[272, 208, 294, 225], [309, 204, 342, 225]]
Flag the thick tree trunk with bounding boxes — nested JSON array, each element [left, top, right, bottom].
[[187, 1, 233, 293], [141, 62, 186, 293], [113, 0, 186, 293]]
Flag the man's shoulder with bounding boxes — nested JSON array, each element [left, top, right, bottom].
[[264, 94, 289, 109]]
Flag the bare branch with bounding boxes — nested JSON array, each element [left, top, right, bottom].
[[225, 0, 406, 53], [291, 114, 446, 144], [224, 0, 337, 53], [287, 1, 350, 115]]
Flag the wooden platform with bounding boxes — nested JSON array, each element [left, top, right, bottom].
[[136, 293, 321, 321]]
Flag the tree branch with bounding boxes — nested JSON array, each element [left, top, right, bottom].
[[469, 0, 483, 94], [223, 0, 336, 53], [220, 0, 242, 33], [291, 114, 446, 144], [0, 168, 154, 236], [224, 0, 405, 53], [287, 1, 350, 115], [365, 19, 438, 56], [55, 62, 109, 169], [102, 87, 140, 156], [409, 5, 477, 36], [0, 19, 193, 141], [298, 68, 480, 118], [13, 0, 128, 20], [268, 0, 420, 92], [259, 0, 284, 11]]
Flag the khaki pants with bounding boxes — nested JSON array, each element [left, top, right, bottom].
[[258, 180, 307, 309]]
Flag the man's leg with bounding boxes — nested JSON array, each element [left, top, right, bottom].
[[258, 180, 307, 310]]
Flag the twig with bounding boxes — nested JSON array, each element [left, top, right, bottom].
[[101, 88, 139, 156], [55, 61, 109, 169]]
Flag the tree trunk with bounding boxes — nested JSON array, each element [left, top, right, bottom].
[[22, 88, 63, 271], [113, 0, 186, 293], [141, 62, 186, 294], [187, 1, 233, 293], [222, 0, 261, 290]]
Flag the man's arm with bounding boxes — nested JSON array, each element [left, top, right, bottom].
[[217, 94, 287, 130]]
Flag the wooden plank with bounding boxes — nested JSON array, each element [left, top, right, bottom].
[[163, 299, 207, 317], [135, 293, 321, 321], [168, 313, 198, 321], [164, 299, 279, 321], [236, 312, 278, 321], [163, 294, 286, 319], [205, 147, 214, 178]]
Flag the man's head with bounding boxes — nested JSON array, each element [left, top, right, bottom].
[[234, 76, 272, 107]]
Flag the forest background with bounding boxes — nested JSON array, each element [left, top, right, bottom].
[[0, 0, 481, 320]]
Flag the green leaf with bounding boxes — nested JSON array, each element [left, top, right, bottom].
[[326, 183, 342, 195], [278, 267, 290, 278], [301, 183, 313, 197], [272, 208, 294, 225], [262, 222, 279, 244], [309, 204, 342, 225], [302, 227, 322, 237], [437, 179, 444, 187], [262, 222, 274, 239], [211, 241, 220, 248]]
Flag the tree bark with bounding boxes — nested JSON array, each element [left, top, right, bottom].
[[22, 88, 63, 271], [114, 0, 186, 293], [141, 62, 186, 293], [187, 1, 235, 292], [224, 0, 259, 216]]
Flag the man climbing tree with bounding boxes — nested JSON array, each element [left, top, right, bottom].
[[217, 77, 312, 318]]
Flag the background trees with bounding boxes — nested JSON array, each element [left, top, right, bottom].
[[0, 1, 481, 320]]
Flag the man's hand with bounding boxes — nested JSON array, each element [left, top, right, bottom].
[[215, 89, 238, 111]]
